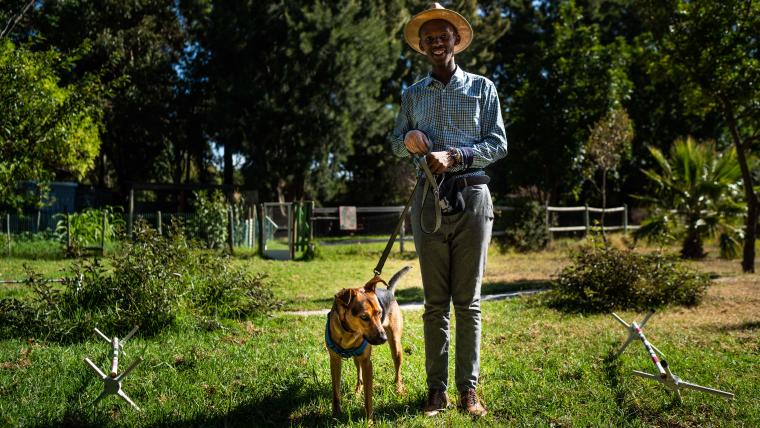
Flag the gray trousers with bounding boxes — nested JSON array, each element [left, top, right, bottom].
[[411, 182, 493, 391]]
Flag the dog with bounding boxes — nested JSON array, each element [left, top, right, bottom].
[[326, 266, 411, 420]]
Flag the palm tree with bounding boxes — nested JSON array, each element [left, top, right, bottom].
[[634, 137, 745, 259]]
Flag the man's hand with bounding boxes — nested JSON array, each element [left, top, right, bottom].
[[426, 151, 453, 175], [404, 130, 431, 155]]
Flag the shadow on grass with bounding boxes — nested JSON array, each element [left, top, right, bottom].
[[299, 279, 551, 310], [602, 347, 681, 425], [707, 320, 760, 332], [482, 279, 552, 295], [157, 378, 415, 427], [29, 350, 113, 428]]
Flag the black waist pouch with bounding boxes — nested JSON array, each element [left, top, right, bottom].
[[438, 174, 490, 215]]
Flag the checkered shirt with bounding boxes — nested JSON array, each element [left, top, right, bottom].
[[389, 66, 508, 175]]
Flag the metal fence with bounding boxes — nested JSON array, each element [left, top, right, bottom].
[[1, 203, 640, 254]]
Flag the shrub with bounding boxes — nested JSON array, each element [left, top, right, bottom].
[[0, 220, 281, 342], [190, 260, 282, 319], [188, 190, 228, 249], [496, 199, 549, 252], [54, 207, 125, 248], [548, 244, 709, 313]]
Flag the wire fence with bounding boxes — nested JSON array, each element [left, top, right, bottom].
[[1, 204, 640, 256]]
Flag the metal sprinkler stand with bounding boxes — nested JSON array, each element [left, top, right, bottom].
[[84, 325, 143, 410], [611, 311, 734, 400]]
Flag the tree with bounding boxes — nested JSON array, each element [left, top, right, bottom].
[[584, 106, 633, 242], [492, 0, 633, 203], [634, 137, 744, 259], [0, 40, 102, 210], [644, 0, 760, 271], [181, 0, 407, 202], [29, 0, 194, 192]]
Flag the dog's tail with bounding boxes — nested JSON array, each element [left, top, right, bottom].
[[387, 266, 412, 295]]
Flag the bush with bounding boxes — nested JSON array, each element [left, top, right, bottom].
[[54, 206, 125, 248], [548, 244, 709, 313], [188, 190, 228, 249], [496, 199, 549, 252], [191, 260, 282, 319], [0, 220, 281, 342]]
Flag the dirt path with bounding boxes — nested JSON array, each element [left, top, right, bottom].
[[283, 288, 547, 316]]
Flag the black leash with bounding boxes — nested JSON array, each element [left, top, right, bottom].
[[374, 156, 441, 277]]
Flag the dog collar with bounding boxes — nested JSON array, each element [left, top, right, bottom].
[[325, 312, 368, 359]]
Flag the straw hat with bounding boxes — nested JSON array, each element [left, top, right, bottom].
[[404, 2, 473, 55]]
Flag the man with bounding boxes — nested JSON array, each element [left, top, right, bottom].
[[389, 2, 508, 418]]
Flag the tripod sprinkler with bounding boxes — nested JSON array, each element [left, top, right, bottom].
[[84, 326, 143, 410], [611, 312, 734, 400]]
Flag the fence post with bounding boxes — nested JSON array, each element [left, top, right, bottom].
[[248, 206, 253, 248], [65, 209, 71, 253], [5, 213, 10, 255], [584, 204, 590, 235], [36, 210, 41, 233], [288, 203, 295, 260], [227, 206, 235, 255], [128, 188, 134, 239], [623, 203, 629, 233], [257, 204, 265, 256], [545, 204, 552, 241], [400, 213, 405, 254], [100, 209, 107, 256]]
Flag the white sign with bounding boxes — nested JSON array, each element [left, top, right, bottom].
[[339, 206, 357, 231]]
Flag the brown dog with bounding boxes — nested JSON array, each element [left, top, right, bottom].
[[327, 266, 411, 419]]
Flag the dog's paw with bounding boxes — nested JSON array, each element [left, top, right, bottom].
[[396, 383, 407, 396]]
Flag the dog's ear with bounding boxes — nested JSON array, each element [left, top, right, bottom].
[[335, 288, 355, 307], [364, 276, 387, 293]]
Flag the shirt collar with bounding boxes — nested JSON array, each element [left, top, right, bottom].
[[425, 66, 465, 88]]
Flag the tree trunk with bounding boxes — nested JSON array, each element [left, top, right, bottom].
[[681, 224, 705, 259], [600, 169, 608, 245], [224, 142, 234, 187], [722, 97, 757, 272]]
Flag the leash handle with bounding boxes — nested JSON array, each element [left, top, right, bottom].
[[416, 155, 442, 234]]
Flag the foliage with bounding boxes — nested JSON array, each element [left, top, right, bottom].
[[180, 0, 406, 201], [188, 190, 228, 249], [549, 244, 710, 313], [0, 40, 102, 210], [584, 106, 634, 243], [190, 262, 281, 320], [495, 199, 549, 253], [642, 0, 760, 271], [25, 0, 193, 189], [53, 207, 125, 248], [0, 221, 280, 342], [634, 137, 744, 259], [492, 0, 633, 202]]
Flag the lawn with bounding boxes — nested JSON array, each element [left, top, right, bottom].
[[0, 238, 758, 427]]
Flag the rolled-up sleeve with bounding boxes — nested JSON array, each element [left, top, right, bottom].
[[470, 80, 507, 168], [389, 90, 413, 158]]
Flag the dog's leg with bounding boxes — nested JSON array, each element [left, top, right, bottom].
[[329, 352, 342, 416], [387, 312, 405, 394], [359, 355, 373, 420], [353, 357, 363, 395]]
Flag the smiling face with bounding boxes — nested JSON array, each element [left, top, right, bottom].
[[418, 19, 460, 67]]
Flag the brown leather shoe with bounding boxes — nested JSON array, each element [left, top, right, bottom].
[[423, 388, 450, 416], [459, 388, 487, 417]]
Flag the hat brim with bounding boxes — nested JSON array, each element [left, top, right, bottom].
[[404, 9, 473, 55]]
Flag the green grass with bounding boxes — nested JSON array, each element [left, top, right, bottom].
[[0, 238, 758, 426]]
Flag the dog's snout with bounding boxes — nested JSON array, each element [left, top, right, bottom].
[[368, 334, 387, 345]]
